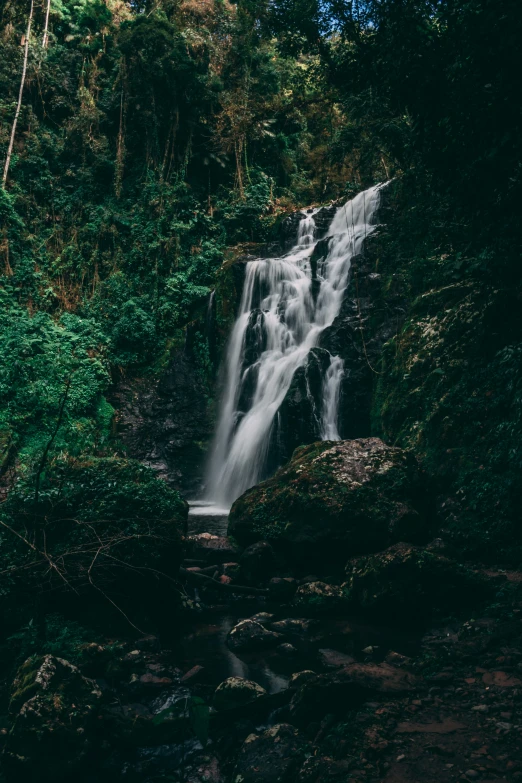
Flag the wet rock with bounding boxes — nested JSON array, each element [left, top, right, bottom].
[[181, 665, 205, 684], [186, 533, 240, 565], [240, 541, 275, 583], [292, 581, 350, 616], [290, 671, 317, 688], [318, 649, 356, 669], [5, 655, 103, 781], [213, 677, 267, 711], [268, 576, 298, 601], [274, 348, 333, 462], [345, 543, 494, 621], [271, 618, 319, 637], [289, 662, 421, 725], [232, 723, 311, 783], [137, 673, 173, 687], [227, 620, 282, 653], [250, 612, 275, 625], [280, 211, 308, 249], [229, 438, 427, 566], [385, 651, 413, 667]]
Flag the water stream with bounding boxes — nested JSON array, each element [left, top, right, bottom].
[[202, 183, 384, 510]]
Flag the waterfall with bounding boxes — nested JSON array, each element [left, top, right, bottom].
[[204, 183, 383, 509], [320, 354, 344, 440]]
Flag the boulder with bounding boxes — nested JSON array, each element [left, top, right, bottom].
[[232, 723, 310, 783], [227, 620, 282, 653], [292, 581, 350, 616], [186, 533, 240, 565], [240, 541, 275, 583], [345, 542, 493, 621], [213, 677, 267, 711], [228, 438, 427, 566], [289, 662, 421, 725], [4, 655, 102, 781]]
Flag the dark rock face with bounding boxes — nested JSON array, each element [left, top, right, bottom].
[[318, 189, 405, 440], [345, 542, 494, 621], [279, 204, 337, 251], [272, 348, 332, 468], [232, 723, 311, 783], [109, 351, 212, 495], [228, 437, 428, 567]]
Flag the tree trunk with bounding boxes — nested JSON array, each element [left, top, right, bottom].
[[42, 0, 51, 48], [2, 0, 34, 188]]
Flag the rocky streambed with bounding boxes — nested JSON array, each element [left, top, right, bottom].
[[2, 439, 522, 783]]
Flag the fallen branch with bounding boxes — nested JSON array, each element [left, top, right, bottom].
[[180, 567, 268, 596]]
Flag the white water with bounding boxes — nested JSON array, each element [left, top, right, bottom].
[[203, 183, 383, 509]]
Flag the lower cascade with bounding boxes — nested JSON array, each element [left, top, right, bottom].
[[204, 183, 384, 509]]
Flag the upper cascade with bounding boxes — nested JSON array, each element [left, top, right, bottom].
[[204, 183, 384, 509]]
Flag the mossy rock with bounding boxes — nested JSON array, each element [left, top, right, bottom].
[[228, 438, 428, 567], [344, 542, 494, 622], [213, 677, 267, 711], [4, 655, 103, 782]]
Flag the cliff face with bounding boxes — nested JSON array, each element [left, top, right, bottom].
[[108, 180, 522, 564], [109, 351, 213, 495]]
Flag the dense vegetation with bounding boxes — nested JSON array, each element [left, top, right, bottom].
[[1, 0, 521, 748]]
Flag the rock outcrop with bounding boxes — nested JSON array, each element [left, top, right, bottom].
[[345, 542, 494, 621], [229, 437, 428, 566]]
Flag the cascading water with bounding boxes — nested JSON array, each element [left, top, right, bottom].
[[203, 183, 383, 510]]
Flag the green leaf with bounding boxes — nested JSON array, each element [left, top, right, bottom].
[[189, 696, 209, 747]]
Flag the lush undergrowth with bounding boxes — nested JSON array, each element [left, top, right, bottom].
[[371, 178, 522, 562]]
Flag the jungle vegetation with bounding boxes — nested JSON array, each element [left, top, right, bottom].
[[0, 0, 521, 639]]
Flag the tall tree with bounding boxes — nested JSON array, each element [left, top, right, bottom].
[[2, 0, 34, 188], [42, 0, 51, 48]]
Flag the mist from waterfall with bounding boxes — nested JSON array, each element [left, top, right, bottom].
[[204, 183, 383, 509]]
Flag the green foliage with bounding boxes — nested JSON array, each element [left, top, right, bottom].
[[0, 456, 187, 620], [0, 293, 111, 461], [5, 615, 99, 668]]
